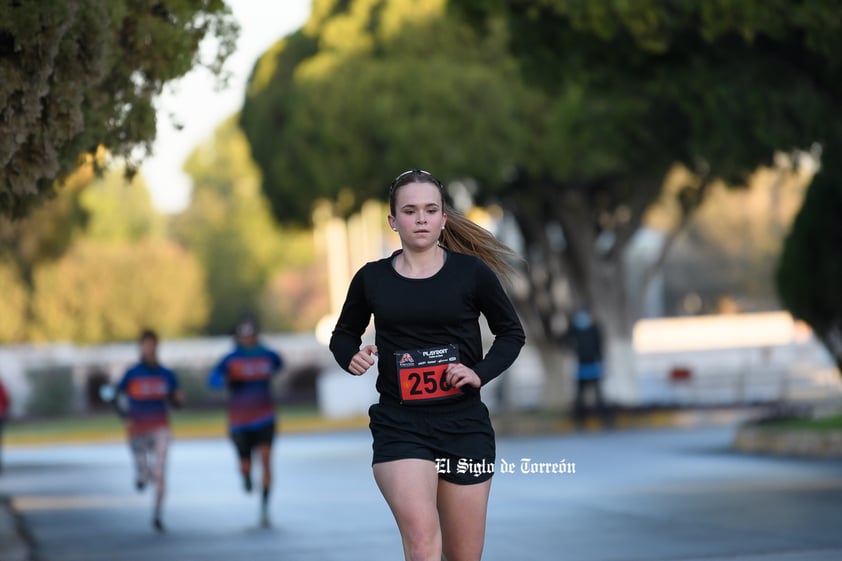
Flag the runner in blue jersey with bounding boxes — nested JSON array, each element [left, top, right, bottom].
[[115, 329, 183, 532], [208, 316, 284, 527]]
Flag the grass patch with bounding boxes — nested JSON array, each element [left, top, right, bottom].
[[5, 413, 125, 445], [3, 403, 368, 446], [759, 412, 842, 431]]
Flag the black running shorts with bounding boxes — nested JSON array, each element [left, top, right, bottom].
[[368, 398, 495, 485], [230, 422, 275, 460]]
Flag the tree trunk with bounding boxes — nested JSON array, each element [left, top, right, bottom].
[[507, 188, 642, 406]]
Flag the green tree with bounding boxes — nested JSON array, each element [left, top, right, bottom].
[[0, 259, 27, 342], [777, 161, 842, 373], [0, 0, 238, 217], [172, 116, 322, 334], [30, 239, 208, 344], [79, 169, 165, 244], [240, 0, 842, 387], [240, 0, 528, 225], [451, 0, 842, 333], [0, 160, 207, 344], [0, 159, 94, 285]]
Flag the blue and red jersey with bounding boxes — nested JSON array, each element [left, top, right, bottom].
[[208, 344, 283, 432], [118, 362, 179, 437]]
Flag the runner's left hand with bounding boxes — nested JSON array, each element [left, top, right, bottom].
[[445, 363, 480, 389]]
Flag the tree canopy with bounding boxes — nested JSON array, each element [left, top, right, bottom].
[[777, 159, 842, 371], [172, 115, 326, 334], [240, 0, 527, 225], [240, 0, 842, 355], [30, 238, 208, 343], [0, 165, 210, 344], [0, 117, 325, 344], [0, 0, 238, 217], [455, 0, 842, 176], [0, 259, 27, 342]]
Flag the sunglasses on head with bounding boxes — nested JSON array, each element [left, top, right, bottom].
[[388, 169, 444, 196]]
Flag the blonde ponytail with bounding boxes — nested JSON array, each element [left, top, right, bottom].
[[440, 205, 521, 281]]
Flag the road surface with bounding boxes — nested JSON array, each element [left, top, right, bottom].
[[2, 425, 841, 561]]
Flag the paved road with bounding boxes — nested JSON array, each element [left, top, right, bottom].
[[2, 425, 842, 561]]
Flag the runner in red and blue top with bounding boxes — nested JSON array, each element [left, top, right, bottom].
[[116, 329, 182, 532], [208, 316, 284, 527]]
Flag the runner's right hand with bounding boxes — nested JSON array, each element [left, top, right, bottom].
[[348, 345, 378, 376]]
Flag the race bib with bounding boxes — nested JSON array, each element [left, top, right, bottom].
[[127, 377, 169, 400], [395, 344, 462, 404], [227, 357, 274, 381]]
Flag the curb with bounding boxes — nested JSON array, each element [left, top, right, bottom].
[[733, 425, 842, 458], [6, 406, 764, 448], [5, 415, 372, 448], [492, 406, 758, 436], [0, 498, 33, 561]]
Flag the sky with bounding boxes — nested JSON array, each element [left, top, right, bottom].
[[141, 0, 312, 213]]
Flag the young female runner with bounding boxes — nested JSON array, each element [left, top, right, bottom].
[[330, 169, 525, 561]]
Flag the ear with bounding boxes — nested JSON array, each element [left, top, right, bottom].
[[387, 215, 397, 231]]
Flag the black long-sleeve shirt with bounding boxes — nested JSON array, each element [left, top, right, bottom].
[[329, 251, 525, 406]]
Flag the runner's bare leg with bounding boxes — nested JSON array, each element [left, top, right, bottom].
[[151, 429, 170, 525], [438, 478, 492, 561], [374, 459, 441, 561]]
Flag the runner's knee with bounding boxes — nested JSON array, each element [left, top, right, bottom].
[[403, 526, 440, 561]]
